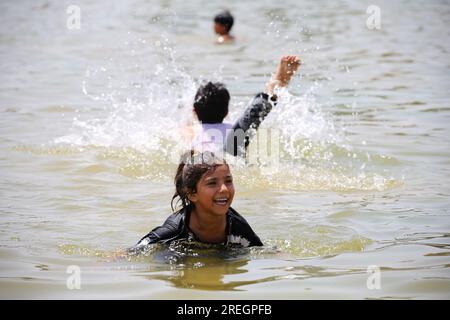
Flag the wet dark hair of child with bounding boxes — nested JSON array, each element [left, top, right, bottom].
[[171, 151, 227, 211], [193, 82, 230, 123], [214, 11, 234, 33]]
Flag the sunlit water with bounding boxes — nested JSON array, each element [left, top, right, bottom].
[[1, 0, 449, 299]]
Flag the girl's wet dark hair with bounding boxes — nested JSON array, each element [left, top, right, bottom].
[[214, 11, 234, 33], [171, 150, 227, 212], [193, 82, 230, 124]]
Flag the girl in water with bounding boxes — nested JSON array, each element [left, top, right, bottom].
[[133, 150, 263, 250]]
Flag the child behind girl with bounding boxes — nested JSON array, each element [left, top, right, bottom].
[[189, 55, 301, 156]]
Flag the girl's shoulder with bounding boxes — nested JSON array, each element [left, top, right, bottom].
[[227, 207, 264, 247], [227, 207, 248, 223], [144, 209, 187, 242]]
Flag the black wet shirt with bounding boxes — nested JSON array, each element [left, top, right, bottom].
[[135, 207, 263, 248], [225, 92, 276, 157]]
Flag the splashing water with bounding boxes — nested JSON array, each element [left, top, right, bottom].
[[57, 36, 195, 150], [52, 33, 397, 192]]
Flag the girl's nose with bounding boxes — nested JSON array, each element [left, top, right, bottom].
[[219, 183, 229, 193]]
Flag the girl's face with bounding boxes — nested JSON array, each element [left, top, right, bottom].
[[188, 164, 235, 216]]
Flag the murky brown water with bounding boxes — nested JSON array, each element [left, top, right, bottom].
[[1, 0, 449, 299]]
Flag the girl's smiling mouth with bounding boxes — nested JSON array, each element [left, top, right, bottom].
[[213, 197, 229, 206]]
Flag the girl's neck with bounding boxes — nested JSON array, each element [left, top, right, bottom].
[[189, 207, 227, 244]]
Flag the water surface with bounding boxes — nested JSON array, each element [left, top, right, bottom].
[[0, 0, 449, 299]]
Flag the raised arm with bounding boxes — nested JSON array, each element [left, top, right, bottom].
[[225, 56, 301, 156], [265, 55, 301, 96]]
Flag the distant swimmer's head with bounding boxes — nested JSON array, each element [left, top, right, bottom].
[[214, 10, 234, 35], [193, 82, 230, 124], [172, 150, 234, 216]]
